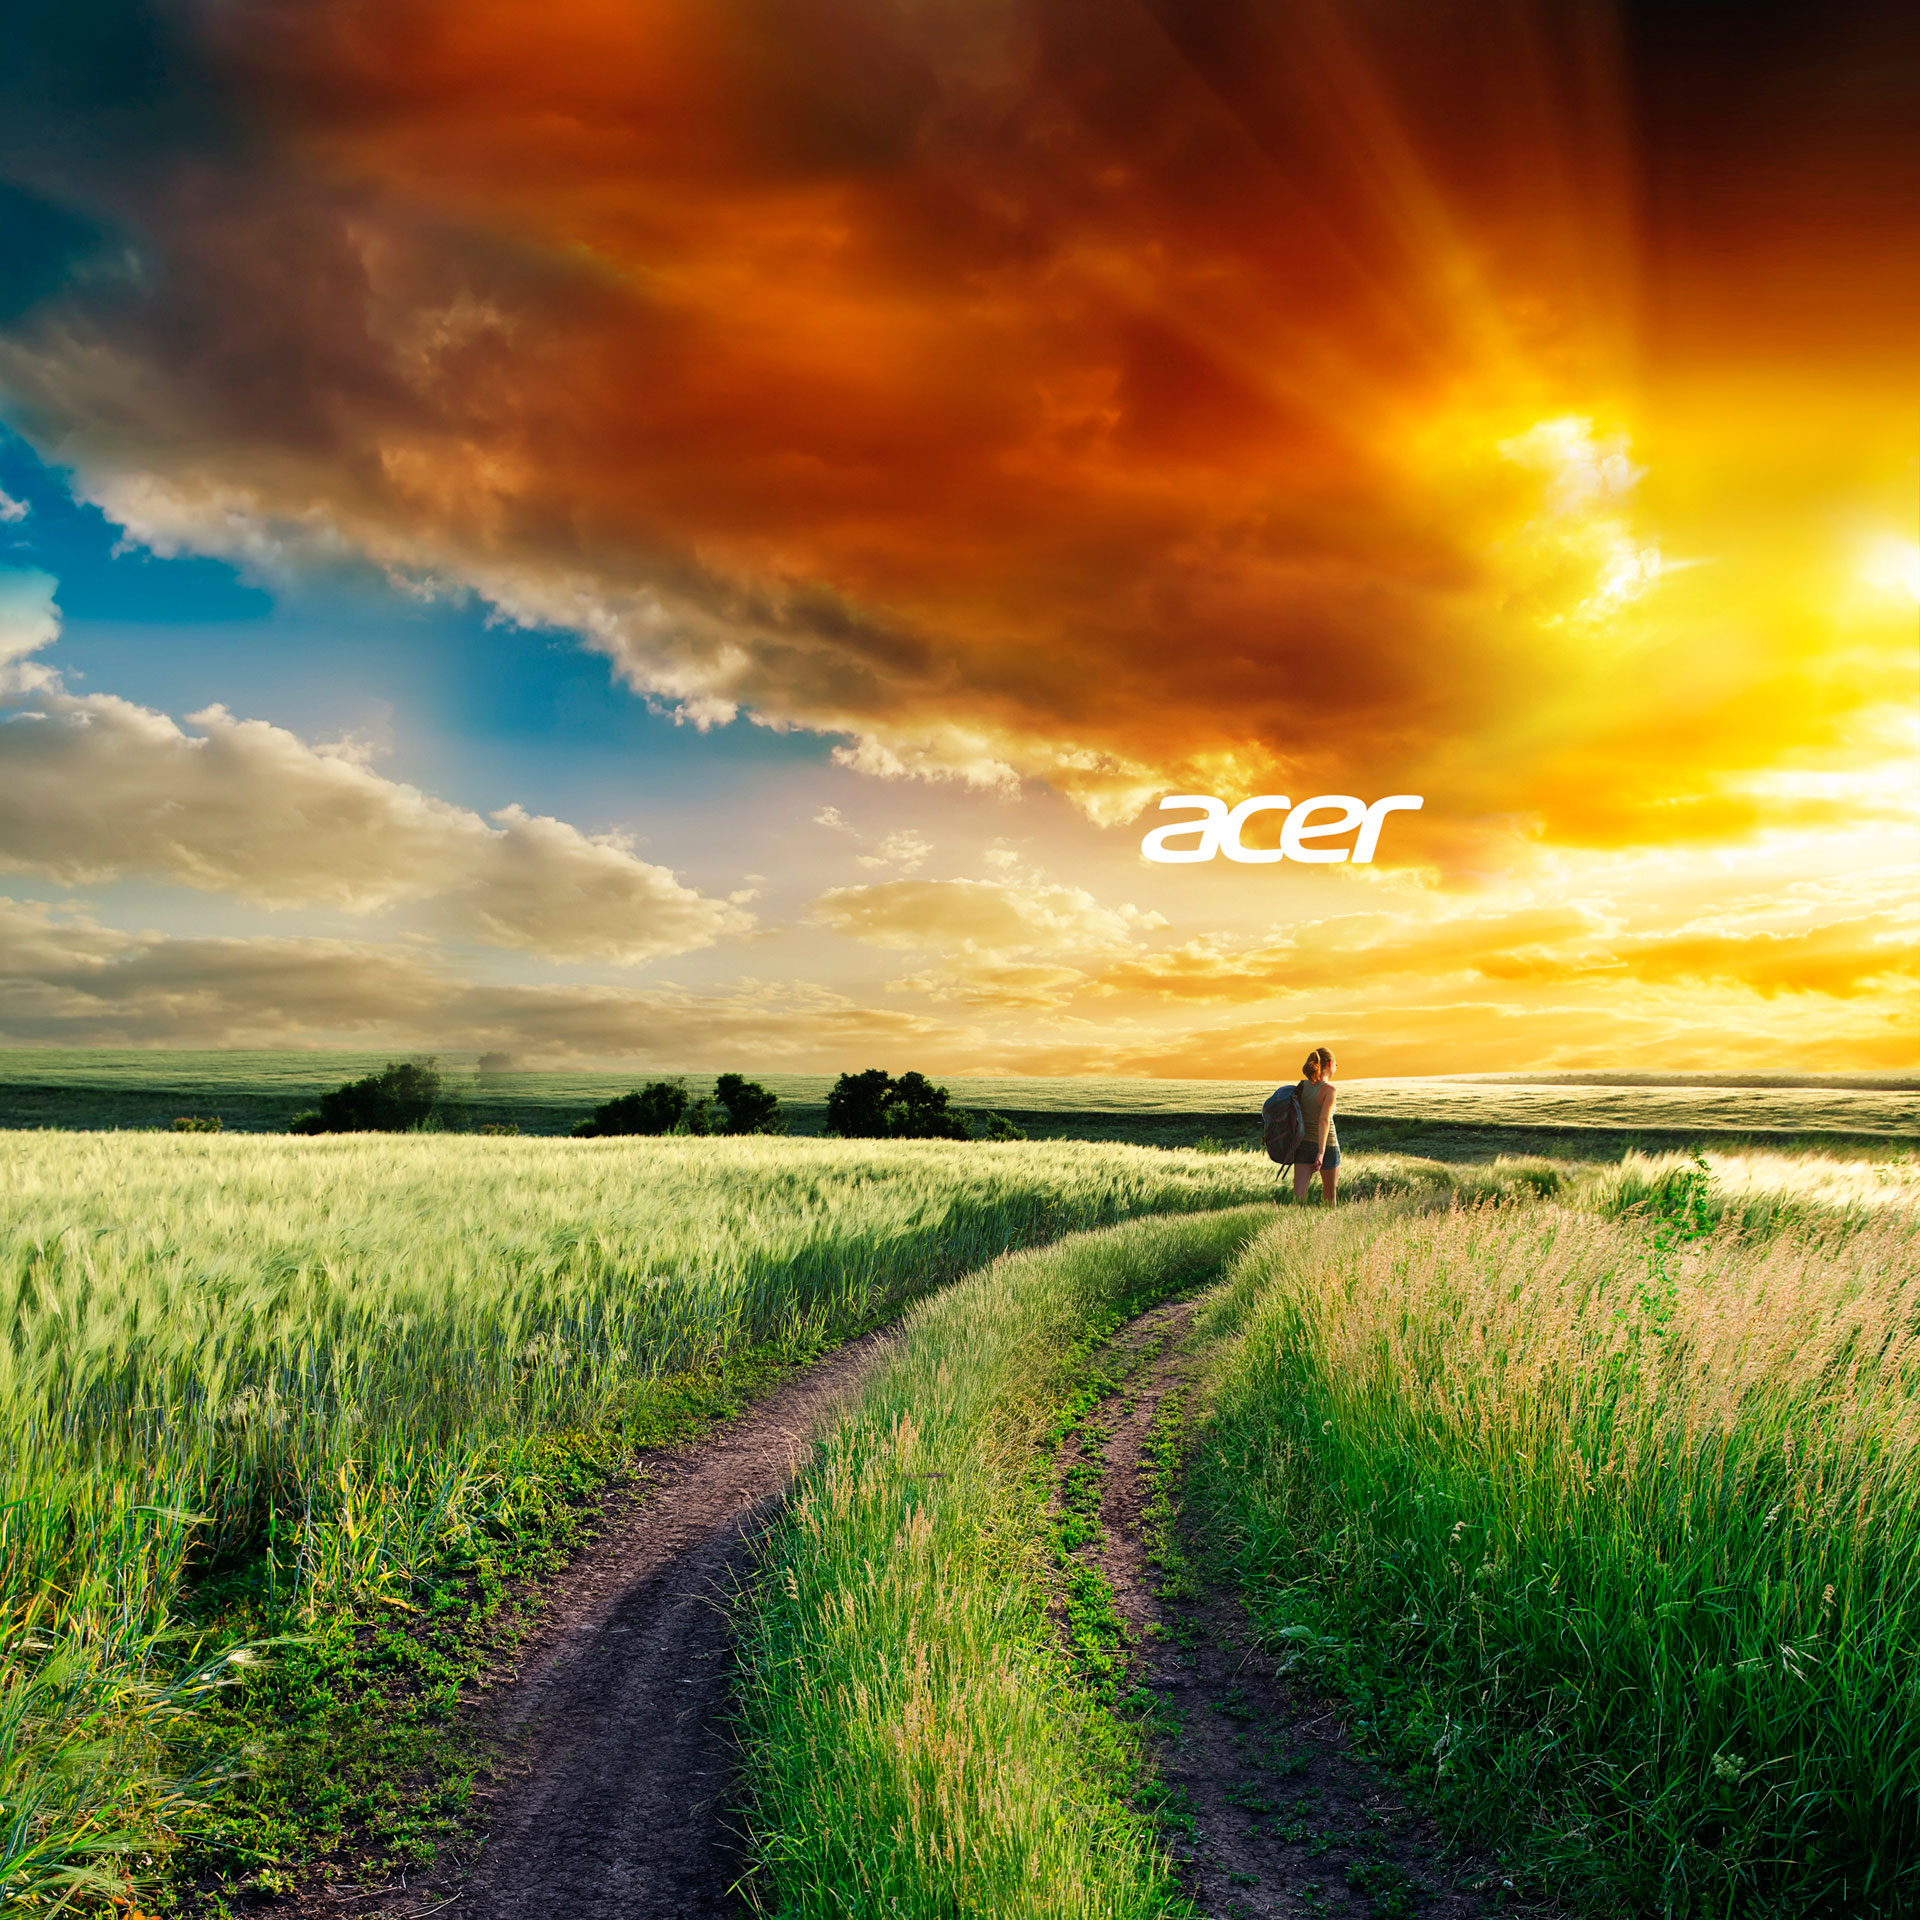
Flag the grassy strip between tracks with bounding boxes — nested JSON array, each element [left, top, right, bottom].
[[1186, 1192, 1920, 1919], [737, 1206, 1269, 1919]]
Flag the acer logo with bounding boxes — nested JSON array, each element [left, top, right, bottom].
[[1140, 794, 1424, 864]]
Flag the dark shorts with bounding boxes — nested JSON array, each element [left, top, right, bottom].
[[1294, 1143, 1341, 1172]]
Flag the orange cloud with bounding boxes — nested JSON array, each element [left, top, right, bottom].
[[1093, 905, 1918, 1005], [1, 0, 1910, 851], [1092, 907, 1611, 1004], [1617, 919, 1919, 1001]]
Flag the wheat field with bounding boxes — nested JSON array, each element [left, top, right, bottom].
[[0, 1130, 1282, 1908], [6, 1132, 1915, 1912]]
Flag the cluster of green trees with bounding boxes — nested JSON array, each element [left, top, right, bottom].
[[289, 1060, 448, 1134], [572, 1069, 1022, 1140], [823, 1068, 1023, 1141], [286, 1059, 1023, 1142], [572, 1074, 784, 1137]]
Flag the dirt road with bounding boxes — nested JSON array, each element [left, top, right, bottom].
[[307, 1292, 1515, 1920], [373, 1332, 890, 1920], [1064, 1303, 1517, 1920]]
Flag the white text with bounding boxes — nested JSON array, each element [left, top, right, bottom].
[[1140, 793, 1424, 864]]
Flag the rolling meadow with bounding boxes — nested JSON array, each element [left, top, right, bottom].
[[0, 1129, 1281, 1909], [2, 1051, 1914, 1152], [0, 1103, 1915, 1916], [735, 1149, 1920, 1919], [1185, 1155, 1920, 1917]]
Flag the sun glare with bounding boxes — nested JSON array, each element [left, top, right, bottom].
[[1861, 536, 1920, 604]]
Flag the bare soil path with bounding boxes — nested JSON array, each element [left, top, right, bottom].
[[1062, 1302, 1525, 1920], [315, 1329, 890, 1920], [305, 1290, 1523, 1920]]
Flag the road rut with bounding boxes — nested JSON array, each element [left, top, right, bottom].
[[1060, 1303, 1524, 1920], [312, 1331, 888, 1920]]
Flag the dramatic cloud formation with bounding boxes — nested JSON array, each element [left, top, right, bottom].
[[0, 1, 1910, 845], [0, 847, 1910, 1068], [0, 2, 1910, 1072], [0, 690, 749, 963]]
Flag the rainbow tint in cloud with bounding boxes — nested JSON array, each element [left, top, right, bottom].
[[0, 0, 1912, 1073]]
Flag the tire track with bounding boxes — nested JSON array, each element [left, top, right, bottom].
[[1066, 1306, 1527, 1920], [311, 1330, 889, 1920]]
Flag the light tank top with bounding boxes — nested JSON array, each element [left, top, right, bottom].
[[1297, 1078, 1338, 1148]]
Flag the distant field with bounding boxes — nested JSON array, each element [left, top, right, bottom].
[[0, 1049, 1913, 1152]]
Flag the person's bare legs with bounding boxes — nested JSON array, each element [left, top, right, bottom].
[[1293, 1162, 1314, 1203], [1321, 1166, 1338, 1208]]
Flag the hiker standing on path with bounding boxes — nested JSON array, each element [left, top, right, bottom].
[[1295, 1047, 1340, 1207]]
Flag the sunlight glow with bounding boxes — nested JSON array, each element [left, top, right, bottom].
[[1861, 537, 1920, 604]]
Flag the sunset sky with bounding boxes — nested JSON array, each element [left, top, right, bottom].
[[0, 0, 1913, 1075]]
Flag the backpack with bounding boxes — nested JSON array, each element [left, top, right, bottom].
[[1261, 1083, 1304, 1164]]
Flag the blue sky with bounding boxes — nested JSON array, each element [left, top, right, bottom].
[[1, 429, 817, 827]]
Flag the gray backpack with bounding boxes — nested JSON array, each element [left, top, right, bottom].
[[1261, 1084, 1304, 1163]]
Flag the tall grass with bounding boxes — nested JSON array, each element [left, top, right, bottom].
[[0, 1130, 1279, 1909], [740, 1207, 1266, 1918], [1578, 1147, 1920, 1231], [1193, 1196, 1920, 1916]]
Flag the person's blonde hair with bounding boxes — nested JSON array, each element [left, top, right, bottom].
[[1313, 1046, 1335, 1075], [1301, 1052, 1322, 1080]]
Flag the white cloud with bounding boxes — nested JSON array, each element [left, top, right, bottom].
[[1497, 416, 1643, 515], [0, 569, 59, 691], [0, 490, 28, 524], [829, 726, 1022, 797], [0, 692, 748, 964], [855, 829, 933, 874], [1494, 417, 1662, 624], [458, 804, 750, 963]]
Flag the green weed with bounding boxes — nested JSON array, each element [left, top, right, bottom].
[[0, 1133, 1279, 1908]]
